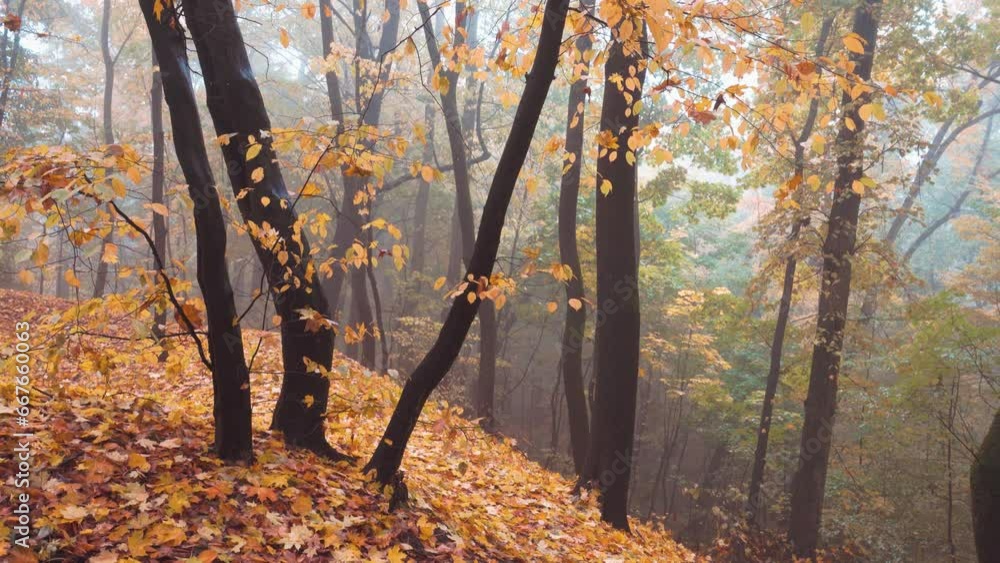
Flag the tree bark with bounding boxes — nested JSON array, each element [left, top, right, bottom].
[[579, 29, 646, 532], [789, 1, 881, 557], [747, 15, 834, 523], [557, 3, 594, 475], [184, 0, 343, 457], [971, 409, 1000, 563], [0, 0, 25, 130], [139, 0, 253, 462], [416, 0, 498, 430], [150, 48, 168, 350], [93, 0, 115, 299], [363, 0, 569, 491], [319, 0, 399, 369]]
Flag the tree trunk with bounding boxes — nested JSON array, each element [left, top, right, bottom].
[[319, 0, 399, 367], [971, 409, 1000, 563], [409, 104, 435, 281], [901, 115, 993, 263], [93, 0, 115, 299], [150, 49, 168, 351], [139, 0, 253, 462], [416, 0, 498, 429], [789, 1, 881, 557], [363, 0, 569, 492], [579, 28, 646, 532], [184, 0, 343, 457], [557, 3, 594, 475], [747, 15, 834, 523], [0, 0, 25, 130]]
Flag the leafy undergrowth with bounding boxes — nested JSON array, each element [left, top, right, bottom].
[[0, 289, 695, 562]]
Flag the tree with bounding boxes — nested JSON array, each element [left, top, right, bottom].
[[746, 14, 836, 524], [139, 0, 253, 462], [0, 0, 26, 129], [556, 0, 595, 476], [789, 0, 882, 556], [92, 0, 121, 299], [183, 0, 343, 458], [415, 0, 499, 430], [319, 0, 400, 370], [149, 48, 168, 350], [579, 23, 646, 532], [364, 0, 569, 492], [971, 409, 1000, 563]]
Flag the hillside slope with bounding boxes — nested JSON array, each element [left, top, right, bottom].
[[0, 289, 694, 562]]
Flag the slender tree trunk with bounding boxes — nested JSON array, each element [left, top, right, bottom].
[[416, 0, 498, 429], [557, 3, 594, 475], [747, 15, 834, 523], [150, 49, 168, 350], [363, 0, 569, 492], [971, 409, 1000, 563], [405, 103, 435, 305], [0, 0, 25, 130], [789, 1, 881, 557], [579, 27, 646, 532], [139, 0, 253, 462], [93, 0, 115, 299], [901, 115, 993, 263], [184, 0, 344, 458]]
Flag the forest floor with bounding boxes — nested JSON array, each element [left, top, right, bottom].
[[0, 289, 695, 562]]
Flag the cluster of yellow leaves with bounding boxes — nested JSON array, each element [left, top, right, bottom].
[[0, 289, 695, 561]]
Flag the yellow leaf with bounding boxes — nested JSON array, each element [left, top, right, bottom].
[[127, 166, 142, 184], [600, 179, 612, 196], [843, 34, 865, 54], [433, 277, 446, 291], [102, 242, 119, 264], [17, 269, 34, 286], [546, 301, 558, 313], [851, 179, 865, 195], [147, 202, 169, 216], [279, 28, 290, 48], [128, 452, 151, 472], [300, 182, 321, 197], [303, 394, 315, 408], [246, 143, 263, 161], [251, 167, 265, 183], [260, 196, 271, 207], [858, 103, 873, 121], [31, 241, 49, 267], [387, 546, 407, 563], [420, 165, 434, 183], [65, 268, 80, 288], [568, 298, 583, 311], [291, 495, 313, 515], [466, 291, 477, 304], [301, 2, 316, 18]]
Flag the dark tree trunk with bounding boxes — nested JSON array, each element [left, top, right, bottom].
[[150, 49, 168, 350], [93, 0, 115, 299], [557, 4, 594, 476], [416, 0, 498, 429], [363, 0, 569, 491], [789, 1, 881, 557], [139, 0, 253, 462], [579, 30, 646, 532], [971, 409, 1000, 563], [747, 15, 834, 523], [184, 0, 343, 458]]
